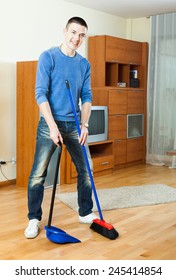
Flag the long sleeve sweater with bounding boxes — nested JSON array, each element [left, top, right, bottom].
[[35, 46, 92, 121]]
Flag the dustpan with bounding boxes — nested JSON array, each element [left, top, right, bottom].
[[45, 143, 81, 244], [45, 225, 80, 244]]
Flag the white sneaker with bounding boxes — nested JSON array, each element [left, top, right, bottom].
[[79, 213, 98, 224], [24, 219, 40, 239]]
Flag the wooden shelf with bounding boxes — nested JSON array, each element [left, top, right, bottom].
[[88, 35, 148, 88]]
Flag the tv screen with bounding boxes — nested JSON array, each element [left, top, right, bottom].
[[87, 106, 108, 143]]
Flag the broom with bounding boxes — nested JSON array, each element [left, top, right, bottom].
[[65, 80, 119, 240]]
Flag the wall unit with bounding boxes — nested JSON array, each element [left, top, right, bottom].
[[89, 35, 148, 169]]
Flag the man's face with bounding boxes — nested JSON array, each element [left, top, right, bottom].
[[64, 22, 87, 51]]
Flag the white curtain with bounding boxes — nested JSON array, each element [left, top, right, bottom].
[[146, 13, 176, 167]]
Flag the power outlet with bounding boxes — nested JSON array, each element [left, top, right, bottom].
[[12, 157, 16, 164]]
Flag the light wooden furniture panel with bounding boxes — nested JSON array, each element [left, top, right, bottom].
[[127, 138, 143, 162], [114, 139, 127, 165], [105, 35, 142, 64], [16, 61, 66, 187], [88, 36, 106, 87], [92, 88, 109, 106], [16, 61, 39, 187], [127, 90, 144, 114], [108, 89, 127, 115], [109, 115, 127, 140]]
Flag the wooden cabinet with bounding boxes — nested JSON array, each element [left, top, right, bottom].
[[127, 90, 144, 114], [89, 35, 148, 169], [127, 138, 143, 162], [114, 140, 127, 165], [16, 61, 66, 187], [109, 115, 127, 140], [88, 35, 148, 88], [108, 90, 127, 115], [16, 61, 39, 187], [105, 36, 142, 64]]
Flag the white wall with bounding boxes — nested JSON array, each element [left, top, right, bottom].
[[126, 17, 150, 42], [0, 0, 150, 182]]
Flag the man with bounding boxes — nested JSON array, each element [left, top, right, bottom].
[[25, 17, 97, 239]]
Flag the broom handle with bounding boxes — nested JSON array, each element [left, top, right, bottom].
[[48, 144, 62, 227], [65, 80, 103, 220]]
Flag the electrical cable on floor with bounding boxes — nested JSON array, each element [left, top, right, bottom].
[[0, 164, 11, 181]]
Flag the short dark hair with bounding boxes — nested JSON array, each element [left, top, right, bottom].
[[66, 17, 88, 30]]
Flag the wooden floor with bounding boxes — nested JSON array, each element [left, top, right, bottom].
[[0, 163, 176, 260]]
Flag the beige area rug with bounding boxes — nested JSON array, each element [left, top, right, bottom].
[[58, 184, 176, 212]]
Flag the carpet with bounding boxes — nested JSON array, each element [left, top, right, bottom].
[[58, 184, 176, 211]]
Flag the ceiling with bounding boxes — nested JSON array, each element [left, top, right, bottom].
[[63, 0, 176, 19]]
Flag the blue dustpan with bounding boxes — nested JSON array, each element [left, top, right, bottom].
[[45, 226, 80, 244], [45, 143, 81, 244]]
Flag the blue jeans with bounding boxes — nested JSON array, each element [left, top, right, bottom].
[[28, 117, 93, 221]]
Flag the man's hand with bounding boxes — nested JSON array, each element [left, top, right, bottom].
[[50, 126, 63, 146], [39, 102, 63, 146], [79, 125, 88, 145]]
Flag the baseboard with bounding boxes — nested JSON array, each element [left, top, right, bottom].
[[0, 179, 16, 187]]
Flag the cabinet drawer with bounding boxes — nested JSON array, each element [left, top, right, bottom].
[[109, 90, 127, 115], [114, 140, 127, 165], [127, 90, 144, 113], [93, 155, 114, 172], [70, 155, 114, 178], [92, 88, 109, 106], [109, 115, 127, 140], [127, 138, 143, 162], [106, 36, 142, 64]]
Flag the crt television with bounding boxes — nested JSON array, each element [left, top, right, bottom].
[[87, 106, 108, 143]]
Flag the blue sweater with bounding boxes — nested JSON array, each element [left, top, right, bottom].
[[35, 47, 92, 121]]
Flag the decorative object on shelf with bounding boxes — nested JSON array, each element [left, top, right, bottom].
[[130, 78, 139, 88], [130, 70, 139, 87], [117, 82, 126, 87], [130, 69, 138, 79]]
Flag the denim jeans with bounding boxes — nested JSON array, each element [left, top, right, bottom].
[[28, 117, 93, 221]]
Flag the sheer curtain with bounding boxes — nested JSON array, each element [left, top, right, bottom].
[[146, 13, 176, 167]]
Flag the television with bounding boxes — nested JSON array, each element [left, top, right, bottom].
[[87, 106, 108, 143]]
